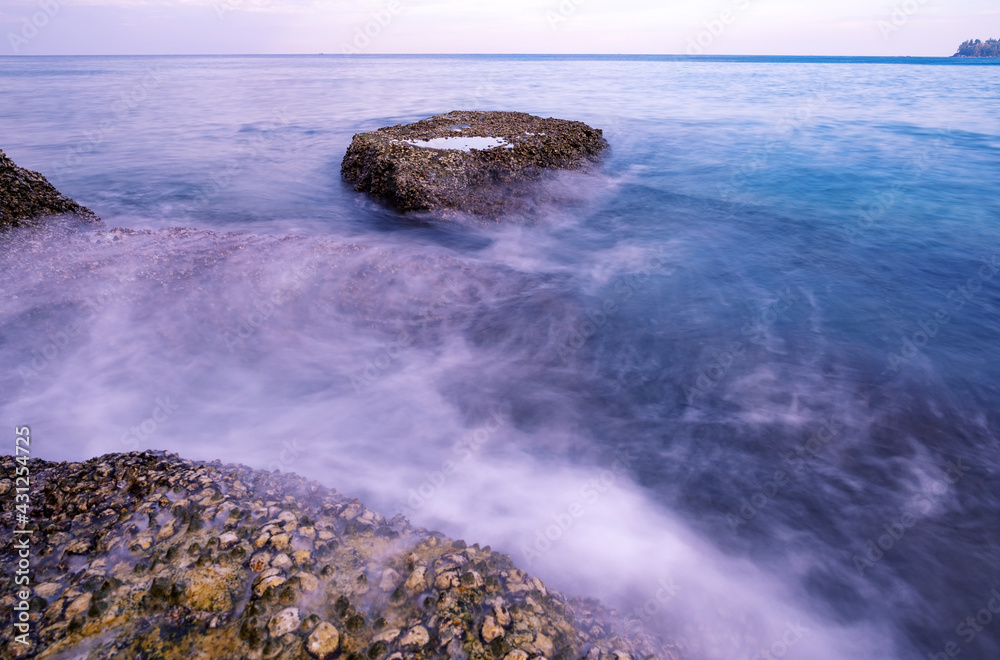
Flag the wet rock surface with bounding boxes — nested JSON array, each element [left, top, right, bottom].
[[0, 148, 100, 231], [0, 451, 682, 660], [341, 111, 608, 216]]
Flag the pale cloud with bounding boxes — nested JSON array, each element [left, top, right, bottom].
[[1, 0, 997, 55]]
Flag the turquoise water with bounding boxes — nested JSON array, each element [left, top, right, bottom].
[[1, 55, 999, 659]]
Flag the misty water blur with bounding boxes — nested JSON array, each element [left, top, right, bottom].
[[2, 55, 1000, 660]]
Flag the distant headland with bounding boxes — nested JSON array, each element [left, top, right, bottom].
[[953, 38, 1000, 57]]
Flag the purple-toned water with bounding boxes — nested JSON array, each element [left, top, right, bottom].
[[2, 55, 999, 659]]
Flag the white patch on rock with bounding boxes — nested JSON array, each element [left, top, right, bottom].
[[268, 607, 301, 637], [481, 614, 505, 642], [400, 625, 430, 647], [379, 568, 400, 591], [404, 566, 427, 593], [306, 621, 340, 659], [402, 136, 513, 152], [218, 531, 239, 548]]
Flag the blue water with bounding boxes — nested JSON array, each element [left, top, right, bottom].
[[2, 55, 999, 660]]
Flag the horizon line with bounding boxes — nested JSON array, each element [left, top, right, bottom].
[[0, 52, 979, 59]]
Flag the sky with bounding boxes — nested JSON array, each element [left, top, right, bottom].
[[0, 0, 997, 57]]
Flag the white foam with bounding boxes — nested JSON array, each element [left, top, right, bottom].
[[403, 136, 512, 151]]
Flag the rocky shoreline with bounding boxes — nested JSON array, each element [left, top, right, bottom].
[[0, 148, 100, 231], [0, 451, 680, 660], [1, 145, 681, 659]]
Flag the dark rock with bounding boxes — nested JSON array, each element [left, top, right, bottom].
[[341, 111, 608, 216], [0, 147, 100, 231]]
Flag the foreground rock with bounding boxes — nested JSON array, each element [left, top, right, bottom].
[[0, 451, 681, 660], [341, 111, 608, 216], [0, 148, 100, 231]]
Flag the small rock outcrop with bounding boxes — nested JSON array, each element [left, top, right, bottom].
[[341, 111, 608, 216], [0, 148, 99, 231], [0, 451, 681, 660]]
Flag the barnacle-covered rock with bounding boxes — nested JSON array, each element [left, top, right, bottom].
[[0, 147, 100, 231], [0, 451, 682, 660], [341, 111, 608, 216]]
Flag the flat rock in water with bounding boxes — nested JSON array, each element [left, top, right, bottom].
[[0, 148, 100, 231], [341, 111, 608, 216]]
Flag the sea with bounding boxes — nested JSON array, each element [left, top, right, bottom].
[[1, 54, 999, 660]]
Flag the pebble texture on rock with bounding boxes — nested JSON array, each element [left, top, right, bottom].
[[0, 451, 682, 660], [341, 111, 608, 216], [0, 148, 99, 231]]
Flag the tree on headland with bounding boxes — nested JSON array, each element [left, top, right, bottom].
[[953, 38, 1000, 57]]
